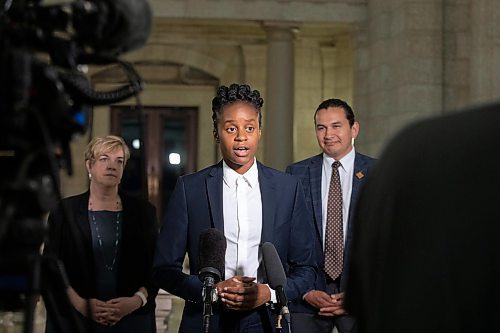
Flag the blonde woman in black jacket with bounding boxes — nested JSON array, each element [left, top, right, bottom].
[[45, 135, 158, 333]]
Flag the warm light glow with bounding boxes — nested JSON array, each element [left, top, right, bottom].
[[169, 153, 181, 165]]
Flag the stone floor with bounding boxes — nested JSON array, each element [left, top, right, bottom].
[[0, 291, 176, 333], [0, 295, 337, 333]]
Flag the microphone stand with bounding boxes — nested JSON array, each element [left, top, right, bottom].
[[275, 286, 291, 333], [202, 275, 216, 333], [275, 308, 292, 333], [279, 307, 292, 333]]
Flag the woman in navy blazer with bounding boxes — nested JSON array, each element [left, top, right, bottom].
[[153, 84, 317, 333]]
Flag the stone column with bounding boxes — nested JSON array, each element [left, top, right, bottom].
[[262, 22, 297, 170], [352, 1, 444, 157], [470, 0, 500, 104]]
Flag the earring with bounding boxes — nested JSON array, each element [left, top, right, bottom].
[[88, 173, 92, 180]]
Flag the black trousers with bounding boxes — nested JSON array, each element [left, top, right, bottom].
[[217, 305, 288, 333], [291, 278, 357, 333]]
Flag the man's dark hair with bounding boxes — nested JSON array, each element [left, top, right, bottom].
[[211, 83, 264, 138], [314, 98, 355, 127]]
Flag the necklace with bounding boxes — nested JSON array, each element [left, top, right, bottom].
[[88, 199, 121, 271]]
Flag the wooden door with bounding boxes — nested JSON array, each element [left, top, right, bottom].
[[111, 106, 197, 223]]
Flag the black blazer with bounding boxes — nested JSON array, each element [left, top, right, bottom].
[[45, 190, 159, 313]]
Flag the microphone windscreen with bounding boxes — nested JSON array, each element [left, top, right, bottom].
[[198, 228, 226, 280], [262, 242, 286, 289]]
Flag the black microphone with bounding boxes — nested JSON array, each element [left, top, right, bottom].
[[198, 228, 226, 333], [71, 0, 152, 57], [262, 242, 291, 327]]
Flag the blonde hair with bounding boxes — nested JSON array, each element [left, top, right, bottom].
[[85, 135, 130, 165]]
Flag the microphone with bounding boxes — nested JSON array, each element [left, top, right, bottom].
[[198, 228, 226, 333], [262, 242, 291, 328]]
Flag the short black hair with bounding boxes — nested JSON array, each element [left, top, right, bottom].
[[315, 98, 355, 127], [211, 83, 263, 137]]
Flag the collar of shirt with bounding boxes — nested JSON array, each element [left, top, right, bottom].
[[320, 148, 356, 245], [322, 148, 356, 175], [222, 158, 259, 189]]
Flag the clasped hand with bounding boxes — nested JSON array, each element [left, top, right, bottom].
[[87, 296, 142, 326], [216, 275, 270, 311], [304, 290, 347, 316]]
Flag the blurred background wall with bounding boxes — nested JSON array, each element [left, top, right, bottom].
[[62, 0, 500, 196]]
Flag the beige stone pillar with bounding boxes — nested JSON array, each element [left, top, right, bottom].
[[470, 0, 500, 105], [352, 1, 444, 157], [262, 22, 296, 170]]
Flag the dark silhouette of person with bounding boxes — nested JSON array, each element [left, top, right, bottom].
[[345, 102, 500, 333]]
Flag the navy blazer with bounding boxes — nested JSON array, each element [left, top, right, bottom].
[[153, 161, 317, 332], [286, 152, 376, 299]]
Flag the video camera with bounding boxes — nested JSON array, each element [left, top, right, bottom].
[[0, 0, 152, 330]]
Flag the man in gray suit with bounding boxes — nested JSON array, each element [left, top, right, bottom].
[[286, 99, 375, 333]]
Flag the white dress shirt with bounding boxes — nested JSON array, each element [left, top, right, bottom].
[[222, 159, 262, 279], [321, 148, 355, 248]]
